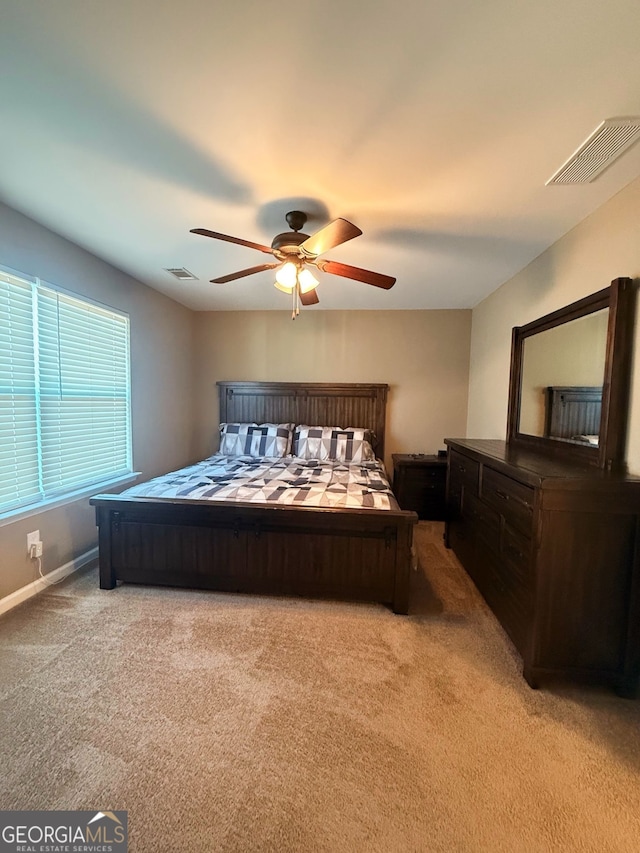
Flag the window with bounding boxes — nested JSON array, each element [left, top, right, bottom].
[[0, 266, 132, 516]]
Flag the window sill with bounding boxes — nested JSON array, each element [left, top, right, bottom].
[[0, 472, 142, 528]]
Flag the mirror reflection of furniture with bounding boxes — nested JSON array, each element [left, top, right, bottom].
[[519, 308, 608, 442], [543, 386, 602, 445], [507, 277, 636, 471]]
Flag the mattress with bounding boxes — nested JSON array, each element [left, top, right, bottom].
[[122, 454, 399, 510]]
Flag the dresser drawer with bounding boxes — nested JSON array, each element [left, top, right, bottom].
[[501, 522, 532, 588], [481, 467, 534, 536], [492, 578, 532, 655], [449, 450, 480, 496], [447, 471, 463, 507], [465, 492, 501, 553]]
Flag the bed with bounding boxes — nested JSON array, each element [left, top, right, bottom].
[[543, 385, 602, 446], [90, 382, 418, 613]]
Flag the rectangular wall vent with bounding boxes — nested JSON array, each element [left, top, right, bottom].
[[165, 267, 198, 281], [546, 117, 640, 185]]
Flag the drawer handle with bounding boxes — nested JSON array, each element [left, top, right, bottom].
[[495, 489, 509, 501]]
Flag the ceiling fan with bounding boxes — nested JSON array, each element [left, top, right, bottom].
[[190, 211, 396, 318]]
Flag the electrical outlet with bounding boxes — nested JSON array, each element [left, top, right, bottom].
[[27, 530, 41, 555], [30, 541, 43, 559]]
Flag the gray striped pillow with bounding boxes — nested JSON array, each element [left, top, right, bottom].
[[219, 423, 293, 457], [293, 426, 375, 462]]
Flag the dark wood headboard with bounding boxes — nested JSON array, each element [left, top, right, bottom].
[[217, 382, 388, 459], [544, 385, 602, 440]]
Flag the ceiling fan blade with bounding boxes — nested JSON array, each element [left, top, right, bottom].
[[191, 228, 274, 255], [300, 288, 320, 306], [299, 219, 362, 258], [211, 263, 281, 284], [315, 259, 396, 290]]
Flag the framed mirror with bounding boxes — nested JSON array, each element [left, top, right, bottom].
[[507, 277, 636, 471]]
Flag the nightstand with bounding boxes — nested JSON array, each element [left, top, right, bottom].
[[392, 454, 447, 520]]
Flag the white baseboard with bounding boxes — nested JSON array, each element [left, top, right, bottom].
[[0, 546, 99, 617]]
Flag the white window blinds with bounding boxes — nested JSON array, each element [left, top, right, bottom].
[[0, 271, 40, 511], [0, 268, 132, 515]]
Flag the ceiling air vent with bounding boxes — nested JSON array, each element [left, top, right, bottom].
[[165, 267, 198, 281], [546, 117, 640, 185]]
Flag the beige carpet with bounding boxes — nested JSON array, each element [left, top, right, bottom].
[[1, 522, 639, 852]]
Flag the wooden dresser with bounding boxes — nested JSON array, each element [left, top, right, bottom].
[[445, 438, 640, 696]]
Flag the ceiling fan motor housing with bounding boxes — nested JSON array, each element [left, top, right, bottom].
[[270, 210, 312, 258], [271, 230, 311, 257]]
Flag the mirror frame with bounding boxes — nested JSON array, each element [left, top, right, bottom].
[[506, 277, 636, 471]]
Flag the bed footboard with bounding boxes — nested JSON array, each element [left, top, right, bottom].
[[91, 495, 417, 614]]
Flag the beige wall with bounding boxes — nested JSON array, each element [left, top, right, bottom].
[[467, 174, 640, 474], [193, 310, 472, 473], [0, 202, 196, 600]]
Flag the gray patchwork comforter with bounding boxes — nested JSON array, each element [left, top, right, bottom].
[[122, 454, 398, 510]]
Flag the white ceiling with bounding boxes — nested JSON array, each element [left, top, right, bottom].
[[1, 0, 640, 311]]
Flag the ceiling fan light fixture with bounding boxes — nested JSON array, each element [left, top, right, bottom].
[[274, 262, 319, 295], [298, 268, 319, 293], [274, 261, 298, 292]]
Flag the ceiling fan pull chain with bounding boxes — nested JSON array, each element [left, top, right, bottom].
[[291, 283, 296, 320]]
